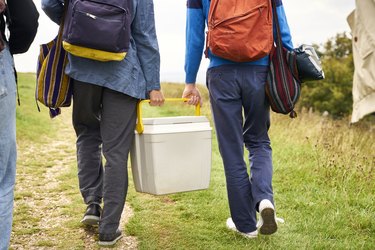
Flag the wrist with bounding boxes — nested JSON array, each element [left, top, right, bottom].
[[185, 83, 196, 89]]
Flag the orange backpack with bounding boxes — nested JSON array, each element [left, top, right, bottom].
[[205, 0, 273, 62]]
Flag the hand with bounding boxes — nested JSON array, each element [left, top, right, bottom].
[[0, 0, 5, 13], [149, 90, 165, 106], [182, 84, 202, 106]]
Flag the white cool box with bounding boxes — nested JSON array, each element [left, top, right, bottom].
[[130, 100, 212, 195]]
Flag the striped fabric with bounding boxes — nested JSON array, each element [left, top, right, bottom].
[[266, 46, 300, 117], [265, 0, 300, 118], [36, 23, 73, 118]]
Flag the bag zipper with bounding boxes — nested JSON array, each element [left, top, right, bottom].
[[73, 0, 128, 13], [76, 10, 124, 22]]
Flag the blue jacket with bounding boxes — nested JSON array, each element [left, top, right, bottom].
[[42, 0, 160, 99], [185, 0, 294, 83]]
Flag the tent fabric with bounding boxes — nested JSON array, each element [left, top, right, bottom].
[[347, 0, 375, 123]]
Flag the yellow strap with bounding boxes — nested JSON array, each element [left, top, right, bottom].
[[136, 98, 201, 134], [62, 41, 126, 62]]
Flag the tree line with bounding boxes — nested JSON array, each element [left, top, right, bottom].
[[299, 32, 354, 118]]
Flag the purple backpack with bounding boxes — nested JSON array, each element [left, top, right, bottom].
[[62, 0, 132, 61]]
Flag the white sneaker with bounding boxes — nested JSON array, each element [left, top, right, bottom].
[[226, 218, 258, 238], [258, 199, 278, 235]]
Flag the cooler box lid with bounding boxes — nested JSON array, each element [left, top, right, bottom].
[[139, 116, 211, 134]]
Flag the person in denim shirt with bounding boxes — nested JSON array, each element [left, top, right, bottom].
[[183, 0, 293, 238], [0, 32, 17, 250], [0, 1, 38, 249], [42, 0, 164, 246]]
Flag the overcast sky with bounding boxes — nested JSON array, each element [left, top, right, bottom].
[[14, 0, 356, 84]]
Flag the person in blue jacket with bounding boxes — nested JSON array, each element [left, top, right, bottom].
[[183, 0, 293, 238], [42, 0, 164, 246]]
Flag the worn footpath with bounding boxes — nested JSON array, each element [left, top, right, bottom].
[[10, 109, 137, 249]]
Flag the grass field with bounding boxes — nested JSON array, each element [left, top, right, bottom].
[[10, 73, 374, 249]]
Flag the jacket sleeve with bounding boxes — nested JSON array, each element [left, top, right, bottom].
[[131, 0, 160, 93], [275, 0, 293, 50], [7, 0, 39, 54], [184, 0, 205, 84], [41, 0, 64, 25]]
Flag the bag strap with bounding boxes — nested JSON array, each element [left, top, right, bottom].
[[204, 0, 219, 59], [58, 0, 69, 34], [271, 0, 283, 52]]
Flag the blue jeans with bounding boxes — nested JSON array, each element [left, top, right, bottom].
[[0, 46, 17, 250], [207, 64, 274, 233]]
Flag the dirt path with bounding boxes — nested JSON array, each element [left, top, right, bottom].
[[11, 109, 138, 249]]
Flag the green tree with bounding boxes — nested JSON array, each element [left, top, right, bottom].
[[299, 32, 354, 118]]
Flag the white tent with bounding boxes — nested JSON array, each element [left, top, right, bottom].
[[347, 0, 375, 123]]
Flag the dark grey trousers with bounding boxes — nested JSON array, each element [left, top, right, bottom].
[[72, 80, 137, 234]]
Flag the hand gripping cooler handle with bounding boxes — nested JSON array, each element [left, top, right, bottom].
[[136, 98, 201, 134]]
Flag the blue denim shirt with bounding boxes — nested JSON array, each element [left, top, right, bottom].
[[0, 44, 17, 250], [41, 0, 160, 99]]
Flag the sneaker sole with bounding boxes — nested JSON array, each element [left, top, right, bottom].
[[80, 215, 100, 226], [98, 234, 123, 246], [259, 207, 277, 235]]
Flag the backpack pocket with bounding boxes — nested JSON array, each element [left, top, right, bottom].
[[207, 1, 273, 62], [66, 0, 129, 52]]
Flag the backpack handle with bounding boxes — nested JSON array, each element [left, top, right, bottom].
[[136, 98, 201, 134]]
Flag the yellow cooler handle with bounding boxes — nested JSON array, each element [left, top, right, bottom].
[[136, 98, 201, 134]]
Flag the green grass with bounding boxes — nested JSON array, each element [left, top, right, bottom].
[[11, 74, 375, 249], [16, 73, 58, 142], [128, 86, 375, 249]]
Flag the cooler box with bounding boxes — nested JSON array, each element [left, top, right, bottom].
[[130, 103, 212, 195]]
